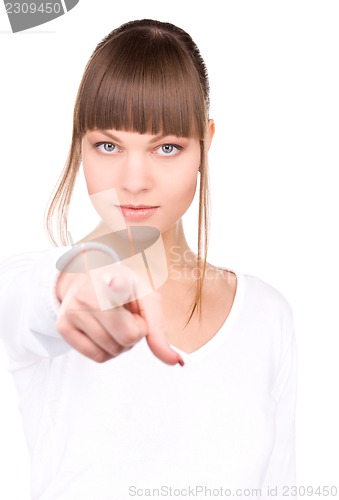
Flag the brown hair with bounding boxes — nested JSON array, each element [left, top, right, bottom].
[[44, 19, 211, 321]]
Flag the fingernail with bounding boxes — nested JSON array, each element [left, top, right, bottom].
[[177, 357, 185, 367]]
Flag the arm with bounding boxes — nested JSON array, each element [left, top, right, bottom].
[[1, 243, 184, 369], [0, 248, 72, 369], [262, 305, 298, 496]]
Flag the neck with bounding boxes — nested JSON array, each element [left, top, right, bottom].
[[161, 220, 196, 267]]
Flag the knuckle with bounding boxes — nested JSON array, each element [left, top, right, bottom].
[[63, 308, 84, 326], [92, 351, 112, 364], [56, 316, 69, 336], [75, 288, 92, 307], [58, 326, 73, 344], [121, 325, 143, 347], [105, 339, 125, 357]]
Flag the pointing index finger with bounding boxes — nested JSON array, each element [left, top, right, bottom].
[[136, 291, 185, 367]]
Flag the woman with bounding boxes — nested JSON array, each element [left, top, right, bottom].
[[0, 19, 297, 499]]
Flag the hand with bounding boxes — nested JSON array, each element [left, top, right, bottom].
[[55, 248, 184, 367]]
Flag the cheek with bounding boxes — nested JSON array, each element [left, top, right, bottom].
[[160, 169, 198, 221], [178, 174, 198, 198], [82, 158, 115, 196], [182, 177, 199, 207], [82, 165, 95, 195], [166, 159, 200, 203], [81, 149, 96, 194]]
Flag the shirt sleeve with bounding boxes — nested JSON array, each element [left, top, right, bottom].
[[261, 303, 298, 497], [0, 247, 73, 370]]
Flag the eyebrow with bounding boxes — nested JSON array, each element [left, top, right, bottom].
[[93, 129, 176, 144]]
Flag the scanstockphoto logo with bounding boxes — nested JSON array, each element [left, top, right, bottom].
[[2, 0, 79, 33]]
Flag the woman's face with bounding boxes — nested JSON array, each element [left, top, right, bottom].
[[81, 125, 214, 234]]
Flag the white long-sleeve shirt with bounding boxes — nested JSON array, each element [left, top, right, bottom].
[[0, 247, 298, 500]]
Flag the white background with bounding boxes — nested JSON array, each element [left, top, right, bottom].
[[0, 0, 338, 498]]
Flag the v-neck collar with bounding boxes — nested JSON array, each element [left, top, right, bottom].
[[169, 268, 245, 363]]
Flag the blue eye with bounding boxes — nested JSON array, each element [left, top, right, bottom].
[[95, 142, 117, 154], [161, 145, 175, 154], [156, 144, 183, 156]]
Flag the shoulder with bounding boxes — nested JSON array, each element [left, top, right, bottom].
[[228, 270, 296, 361], [233, 268, 294, 322]]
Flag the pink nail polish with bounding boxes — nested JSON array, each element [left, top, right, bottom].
[[178, 357, 185, 367]]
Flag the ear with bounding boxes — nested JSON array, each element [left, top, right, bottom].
[[206, 119, 215, 151]]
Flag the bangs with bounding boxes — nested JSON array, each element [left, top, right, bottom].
[[75, 29, 208, 139]]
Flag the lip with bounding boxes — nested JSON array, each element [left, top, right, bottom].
[[116, 205, 159, 221]]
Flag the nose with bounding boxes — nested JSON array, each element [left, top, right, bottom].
[[120, 152, 152, 194]]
